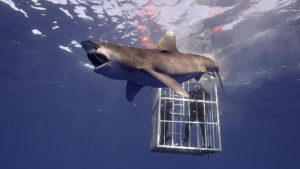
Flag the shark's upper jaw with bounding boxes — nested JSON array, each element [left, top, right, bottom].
[[81, 40, 109, 68], [81, 40, 97, 52]]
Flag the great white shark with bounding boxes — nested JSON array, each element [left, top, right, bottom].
[[80, 31, 222, 101]]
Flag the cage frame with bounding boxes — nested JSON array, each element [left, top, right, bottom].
[[151, 76, 222, 155]]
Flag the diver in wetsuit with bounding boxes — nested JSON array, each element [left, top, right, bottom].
[[159, 99, 173, 145], [182, 85, 210, 146]]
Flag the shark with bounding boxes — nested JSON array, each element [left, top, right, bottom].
[[80, 31, 222, 101]]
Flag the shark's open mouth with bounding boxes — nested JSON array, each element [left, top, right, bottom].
[[87, 53, 108, 67]]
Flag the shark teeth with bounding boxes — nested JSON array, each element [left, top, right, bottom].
[[94, 62, 111, 69], [87, 53, 108, 67]]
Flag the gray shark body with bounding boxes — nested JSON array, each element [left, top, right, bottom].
[[81, 31, 221, 101]]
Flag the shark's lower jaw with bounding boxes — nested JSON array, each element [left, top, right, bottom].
[[87, 53, 109, 67]]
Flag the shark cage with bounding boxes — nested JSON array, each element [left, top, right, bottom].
[[151, 74, 222, 155]]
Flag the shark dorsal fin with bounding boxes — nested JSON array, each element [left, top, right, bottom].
[[156, 31, 177, 52]]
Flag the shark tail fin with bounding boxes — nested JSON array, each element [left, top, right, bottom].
[[215, 71, 224, 90]]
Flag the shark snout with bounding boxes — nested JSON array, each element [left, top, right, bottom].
[[81, 40, 109, 68], [80, 40, 98, 54]]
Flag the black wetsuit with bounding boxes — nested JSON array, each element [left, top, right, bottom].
[[182, 88, 210, 145], [159, 99, 172, 144]]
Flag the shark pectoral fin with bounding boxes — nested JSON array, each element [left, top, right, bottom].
[[126, 81, 144, 102], [145, 69, 189, 97], [156, 31, 177, 52]]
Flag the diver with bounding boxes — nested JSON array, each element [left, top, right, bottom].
[[159, 99, 173, 145], [182, 84, 210, 147]]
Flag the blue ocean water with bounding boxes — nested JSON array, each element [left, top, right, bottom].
[[0, 0, 300, 169]]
